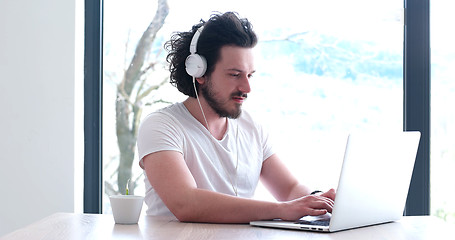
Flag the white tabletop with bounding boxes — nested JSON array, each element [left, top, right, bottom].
[[1, 213, 451, 240]]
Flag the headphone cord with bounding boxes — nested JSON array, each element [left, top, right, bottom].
[[193, 77, 210, 133], [192, 77, 239, 196]]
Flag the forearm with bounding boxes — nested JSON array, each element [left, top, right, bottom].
[[171, 188, 281, 223], [172, 187, 336, 223], [284, 183, 312, 201]]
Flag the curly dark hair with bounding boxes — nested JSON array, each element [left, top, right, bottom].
[[164, 12, 258, 98]]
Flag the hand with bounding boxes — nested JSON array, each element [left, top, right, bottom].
[[278, 189, 336, 221]]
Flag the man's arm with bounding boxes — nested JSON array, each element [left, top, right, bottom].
[[143, 151, 334, 223], [143, 150, 282, 223]]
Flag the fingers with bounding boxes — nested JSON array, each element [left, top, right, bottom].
[[320, 188, 336, 201], [306, 208, 328, 216], [307, 195, 334, 213]]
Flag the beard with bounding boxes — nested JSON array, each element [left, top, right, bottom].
[[200, 80, 247, 119]]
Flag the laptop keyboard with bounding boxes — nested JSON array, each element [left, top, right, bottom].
[[294, 219, 330, 226]]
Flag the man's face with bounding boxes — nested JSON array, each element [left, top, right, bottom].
[[200, 45, 255, 119]]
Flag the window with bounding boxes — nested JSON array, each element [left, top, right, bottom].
[[431, 0, 455, 223], [85, 0, 430, 216]]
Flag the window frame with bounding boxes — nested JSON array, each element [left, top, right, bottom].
[[84, 0, 103, 213], [403, 0, 430, 215], [84, 0, 430, 215]]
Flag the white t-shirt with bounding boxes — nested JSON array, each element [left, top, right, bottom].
[[137, 102, 275, 217]]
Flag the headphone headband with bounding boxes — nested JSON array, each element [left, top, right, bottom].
[[189, 26, 204, 54]]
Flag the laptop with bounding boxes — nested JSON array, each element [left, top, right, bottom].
[[250, 131, 421, 232]]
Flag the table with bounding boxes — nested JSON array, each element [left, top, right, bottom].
[[1, 213, 451, 240]]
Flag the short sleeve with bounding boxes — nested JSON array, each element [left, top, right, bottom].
[[137, 112, 184, 169]]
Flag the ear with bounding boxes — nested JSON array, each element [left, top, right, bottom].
[[195, 76, 206, 85]]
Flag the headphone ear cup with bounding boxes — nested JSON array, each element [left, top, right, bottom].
[[185, 54, 207, 78]]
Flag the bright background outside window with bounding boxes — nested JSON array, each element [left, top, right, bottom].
[[103, 0, 405, 214], [430, 0, 455, 223]]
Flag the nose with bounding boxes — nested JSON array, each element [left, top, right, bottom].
[[238, 74, 251, 93]]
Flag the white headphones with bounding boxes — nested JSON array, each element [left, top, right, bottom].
[[185, 26, 207, 78]]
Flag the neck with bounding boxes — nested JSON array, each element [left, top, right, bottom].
[[183, 97, 227, 140]]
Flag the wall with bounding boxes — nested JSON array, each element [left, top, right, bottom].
[[0, 0, 77, 236]]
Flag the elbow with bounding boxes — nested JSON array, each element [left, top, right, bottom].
[[168, 201, 200, 222], [162, 189, 204, 222], [174, 213, 193, 223], [172, 207, 199, 223]]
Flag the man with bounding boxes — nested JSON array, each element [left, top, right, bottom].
[[137, 12, 335, 223]]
